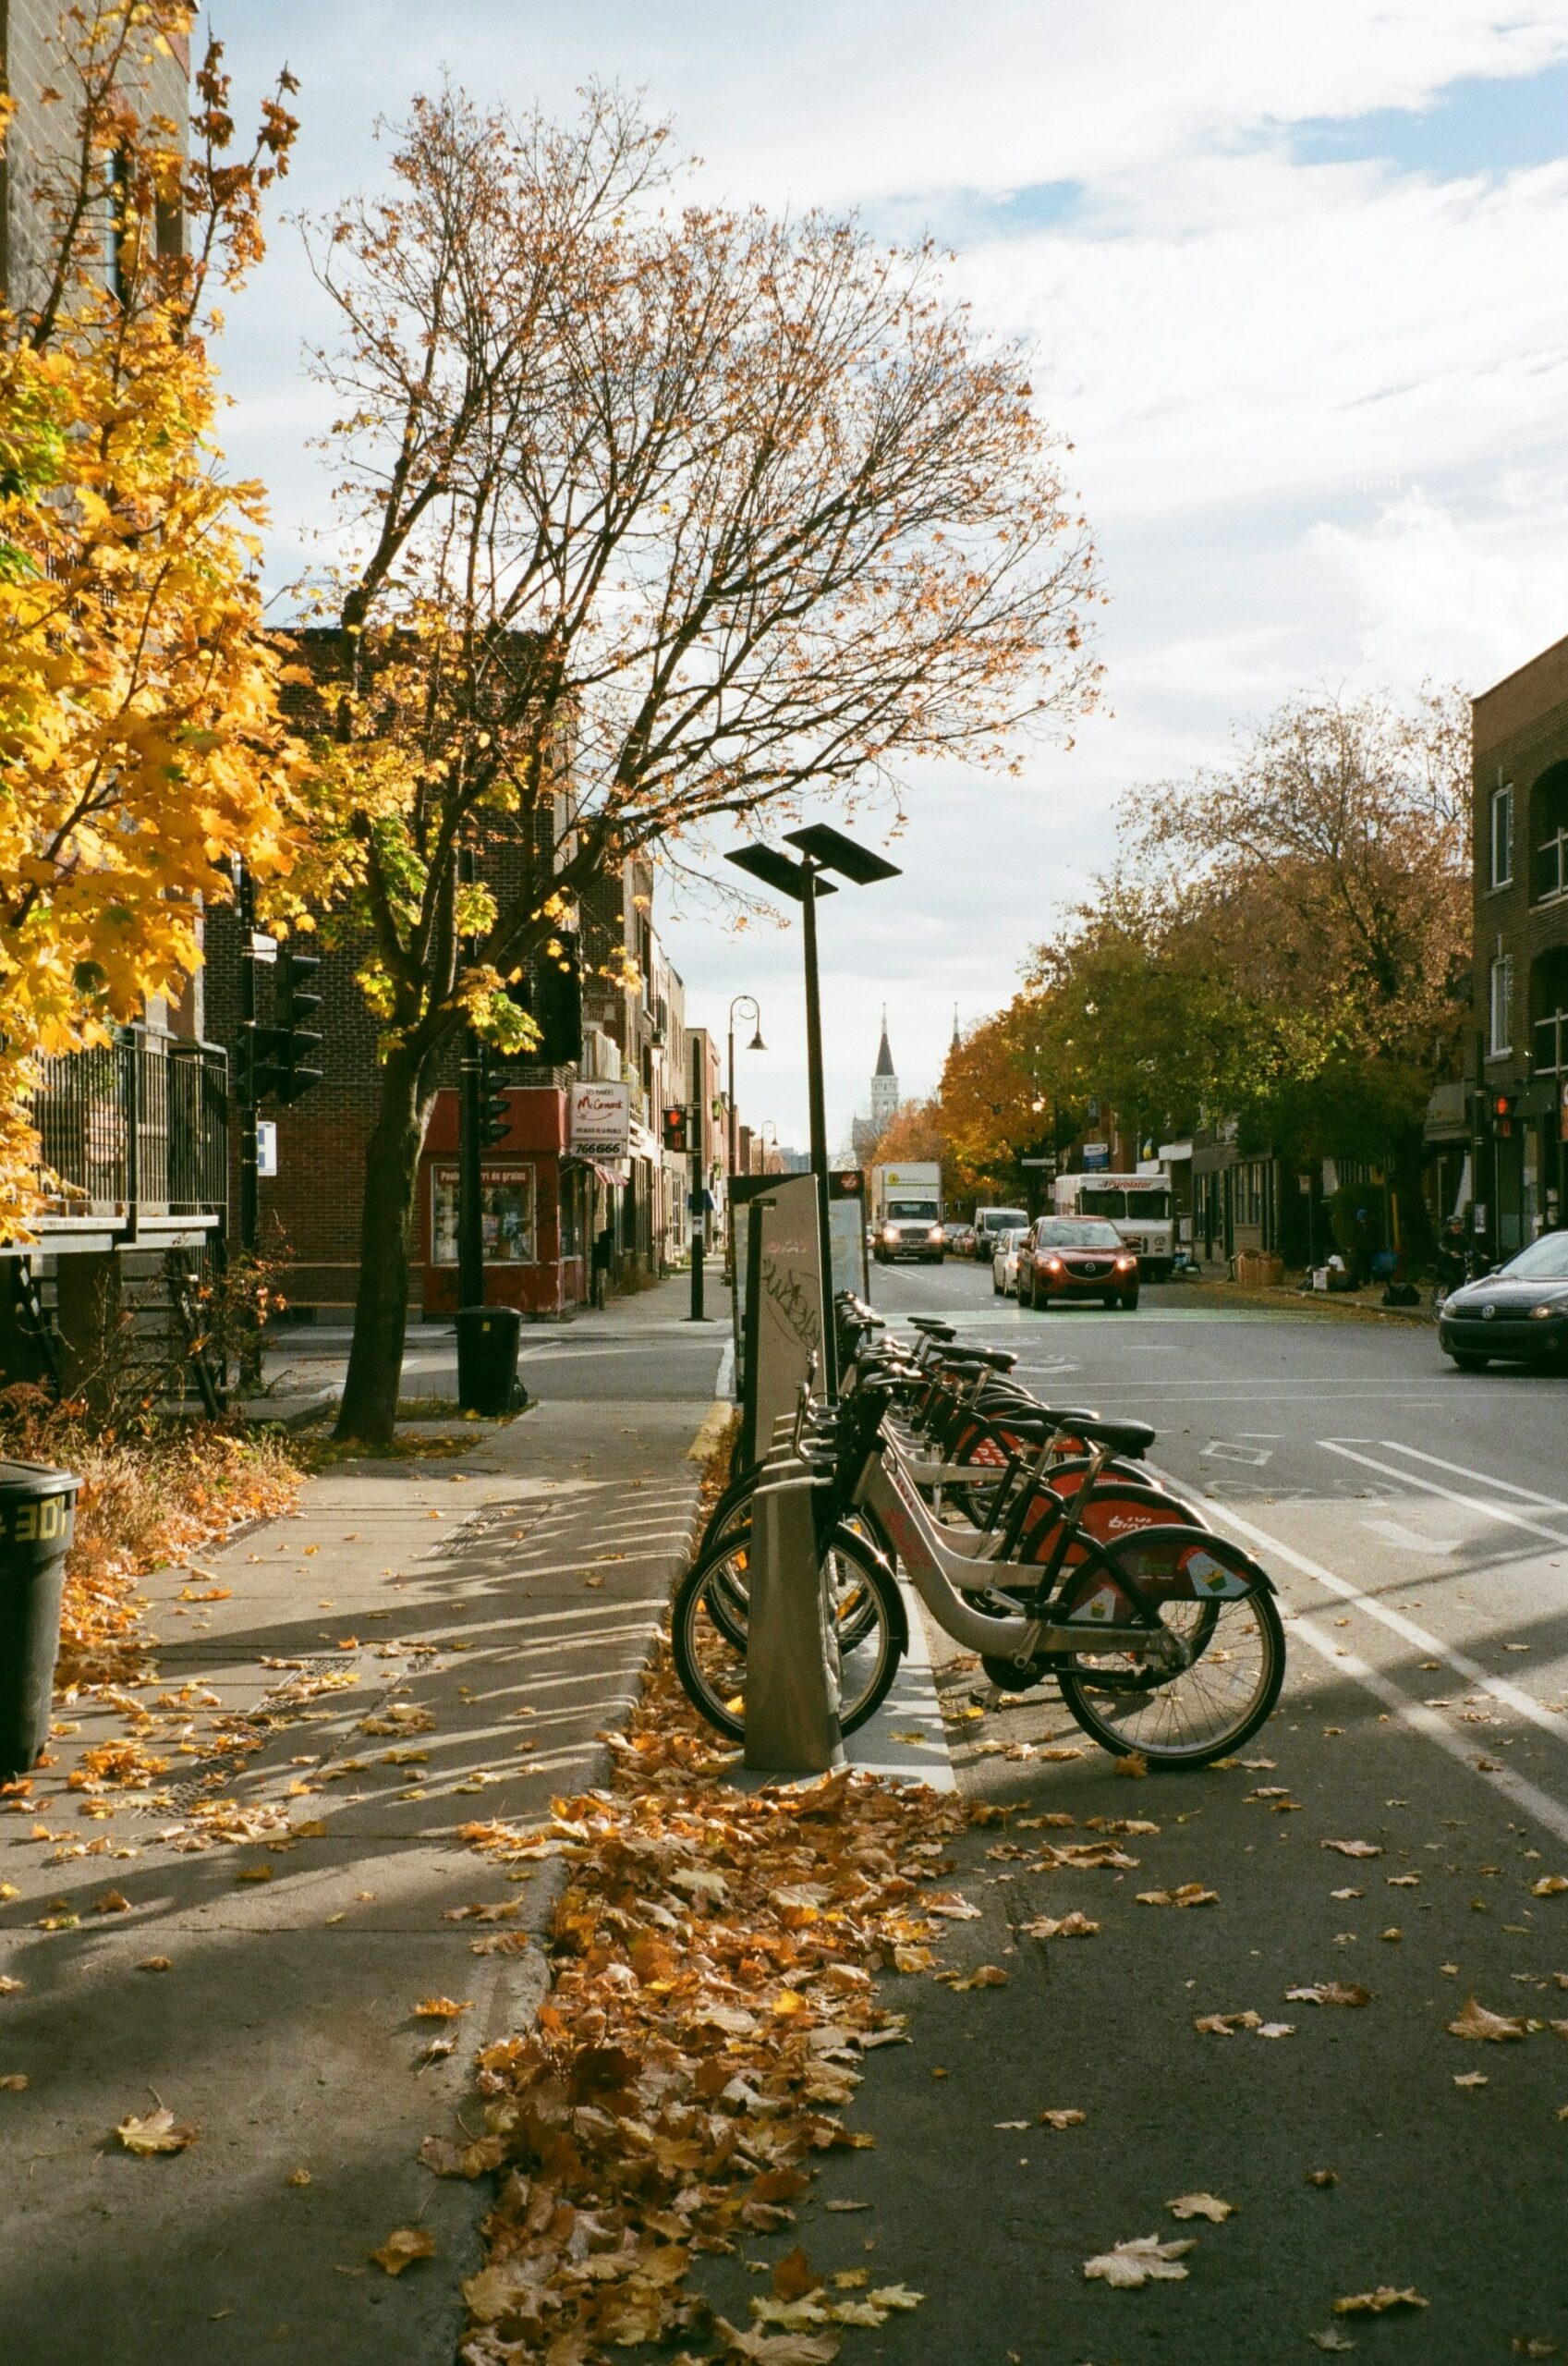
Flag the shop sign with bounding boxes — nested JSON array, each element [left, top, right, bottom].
[[569, 1079, 630, 1157]]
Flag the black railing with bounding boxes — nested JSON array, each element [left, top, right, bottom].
[[31, 1029, 228, 1224]]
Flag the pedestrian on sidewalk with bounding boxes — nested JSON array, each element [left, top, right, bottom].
[[591, 1223, 615, 1310]]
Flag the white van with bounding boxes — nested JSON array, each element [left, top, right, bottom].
[[971, 1204, 1029, 1262], [1053, 1173, 1174, 1277]]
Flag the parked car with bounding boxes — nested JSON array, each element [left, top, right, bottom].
[[1437, 1228, 1568, 1370], [1017, 1215, 1139, 1310], [991, 1226, 1028, 1298], [949, 1222, 978, 1258], [972, 1204, 1029, 1262]]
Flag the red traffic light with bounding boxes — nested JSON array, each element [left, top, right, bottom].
[[661, 1105, 688, 1154]]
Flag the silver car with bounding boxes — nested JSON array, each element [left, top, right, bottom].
[[991, 1226, 1028, 1298]]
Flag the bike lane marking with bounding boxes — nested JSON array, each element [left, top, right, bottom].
[[1146, 1462, 1568, 1752], [1370, 1439, 1568, 1516], [1319, 1440, 1568, 1552], [1283, 1610, 1568, 1850]]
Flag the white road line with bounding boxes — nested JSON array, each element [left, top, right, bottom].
[[1147, 1471, 1568, 1750], [1286, 1612, 1568, 1849], [1372, 1440, 1568, 1517], [1319, 1440, 1568, 1552], [1361, 1517, 1458, 1555]]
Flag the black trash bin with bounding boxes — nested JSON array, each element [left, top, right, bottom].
[[0, 1459, 81, 1782], [455, 1305, 524, 1417]]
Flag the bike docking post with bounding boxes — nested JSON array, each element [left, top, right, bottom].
[[742, 1467, 844, 1774]]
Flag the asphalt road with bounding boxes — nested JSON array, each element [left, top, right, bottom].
[[704, 1260, 1568, 2366]]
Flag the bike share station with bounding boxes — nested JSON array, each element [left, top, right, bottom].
[[729, 1164, 954, 1787]]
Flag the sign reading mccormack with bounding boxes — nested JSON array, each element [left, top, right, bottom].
[[568, 1080, 631, 1158]]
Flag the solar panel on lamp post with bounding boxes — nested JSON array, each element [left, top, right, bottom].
[[724, 824, 901, 1392]]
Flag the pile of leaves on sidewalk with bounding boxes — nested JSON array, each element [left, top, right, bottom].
[[447, 1641, 962, 2366], [0, 1384, 300, 1689]]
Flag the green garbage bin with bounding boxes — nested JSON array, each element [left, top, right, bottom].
[[455, 1306, 524, 1417], [0, 1459, 80, 1781]]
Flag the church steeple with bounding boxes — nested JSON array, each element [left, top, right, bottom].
[[951, 1003, 961, 1055], [870, 1006, 899, 1128]]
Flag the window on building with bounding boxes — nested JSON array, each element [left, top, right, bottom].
[[1489, 784, 1513, 889], [1532, 763, 1568, 903], [1489, 954, 1513, 1057], [431, 1165, 537, 1264], [1233, 1162, 1265, 1228], [1532, 948, 1568, 1077]]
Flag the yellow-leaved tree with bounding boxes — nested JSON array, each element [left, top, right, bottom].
[[0, 3, 301, 1235]]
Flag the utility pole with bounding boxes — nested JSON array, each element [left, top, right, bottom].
[[688, 1031, 707, 1322], [458, 1027, 484, 1310]]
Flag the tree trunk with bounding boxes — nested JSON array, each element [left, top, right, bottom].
[[1390, 1122, 1435, 1272], [334, 1043, 432, 1445]]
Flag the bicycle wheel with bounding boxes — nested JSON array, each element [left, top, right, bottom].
[[1054, 1529, 1285, 1767], [670, 1524, 905, 1742], [699, 1505, 893, 1651]]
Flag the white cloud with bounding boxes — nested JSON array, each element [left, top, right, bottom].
[[213, 4, 1568, 1145]]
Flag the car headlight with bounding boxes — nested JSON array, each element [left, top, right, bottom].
[[1044, 1256, 1064, 1272], [1529, 1303, 1561, 1320], [1114, 1255, 1134, 1271], [882, 1226, 898, 1242], [929, 1226, 943, 1242]]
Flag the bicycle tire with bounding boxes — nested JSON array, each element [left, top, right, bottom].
[[1054, 1531, 1285, 1768], [670, 1524, 905, 1742]]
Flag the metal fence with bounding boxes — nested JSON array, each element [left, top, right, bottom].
[[32, 1029, 229, 1221]]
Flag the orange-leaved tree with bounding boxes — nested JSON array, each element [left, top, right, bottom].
[[0, 4, 302, 1236]]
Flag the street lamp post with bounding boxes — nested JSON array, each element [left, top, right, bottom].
[[726, 994, 766, 1261], [725, 823, 900, 1393]]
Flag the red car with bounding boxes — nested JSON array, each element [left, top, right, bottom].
[[1017, 1215, 1140, 1310]]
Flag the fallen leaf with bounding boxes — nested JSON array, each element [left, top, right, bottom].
[[1449, 1995, 1528, 2042], [136, 1957, 171, 1973], [1168, 2192, 1233, 2221], [116, 2107, 198, 2155], [1308, 2332, 1356, 2354], [1322, 1840, 1383, 1860], [1332, 2287, 1428, 2316], [949, 1964, 1008, 1991], [1083, 2234, 1195, 2287], [0, 2073, 27, 2091], [1138, 1884, 1218, 1909], [286, 2167, 311, 2186], [413, 1996, 472, 2019], [772, 2246, 816, 2301], [0, 1976, 24, 1995], [92, 1889, 130, 1913], [1113, 1751, 1149, 1780], [1306, 2169, 1338, 2187], [1532, 1875, 1568, 1897], [1039, 2108, 1087, 2128], [712, 2322, 840, 2365], [1453, 2071, 1489, 2088], [1285, 1983, 1373, 2007], [1020, 1912, 1097, 1940], [371, 2226, 436, 2275]]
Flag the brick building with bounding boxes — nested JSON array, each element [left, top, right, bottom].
[[1470, 633, 1568, 1252]]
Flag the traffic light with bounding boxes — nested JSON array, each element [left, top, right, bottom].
[[237, 1021, 290, 1104], [1493, 1091, 1517, 1140], [662, 1104, 688, 1154], [480, 1055, 510, 1147], [505, 932, 583, 1067], [273, 944, 323, 1105]]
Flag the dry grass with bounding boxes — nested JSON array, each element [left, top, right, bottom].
[[0, 1385, 302, 1688]]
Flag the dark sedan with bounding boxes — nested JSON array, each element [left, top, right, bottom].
[[1438, 1229, 1568, 1370], [1017, 1215, 1139, 1311]]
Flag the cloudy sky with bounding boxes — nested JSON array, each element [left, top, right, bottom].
[[216, 3, 1568, 1152]]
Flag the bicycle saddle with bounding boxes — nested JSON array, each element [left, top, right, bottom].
[[909, 1317, 956, 1337], [1071, 1416, 1158, 1457], [939, 1347, 1017, 1372]]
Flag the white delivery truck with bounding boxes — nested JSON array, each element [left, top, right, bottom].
[[1053, 1171, 1175, 1277], [870, 1162, 944, 1263]]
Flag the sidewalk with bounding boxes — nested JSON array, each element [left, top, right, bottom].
[[0, 1274, 725, 2365]]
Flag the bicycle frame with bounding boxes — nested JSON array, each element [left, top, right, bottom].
[[858, 1445, 1192, 1668]]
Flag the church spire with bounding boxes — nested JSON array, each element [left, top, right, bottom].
[[951, 1003, 961, 1055], [874, 1004, 895, 1078], [870, 1006, 899, 1130]]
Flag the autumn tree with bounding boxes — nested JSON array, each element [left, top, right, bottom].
[[293, 89, 1102, 1443], [0, 5, 302, 1237]]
